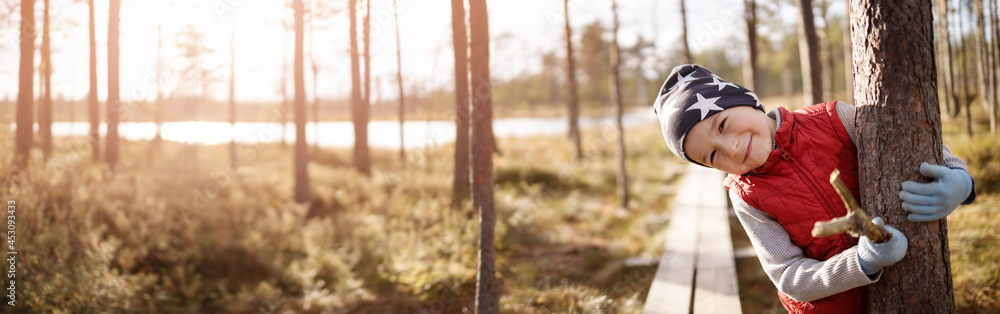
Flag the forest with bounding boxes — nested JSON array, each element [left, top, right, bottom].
[[0, 0, 998, 313]]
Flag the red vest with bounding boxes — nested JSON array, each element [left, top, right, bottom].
[[724, 102, 865, 314]]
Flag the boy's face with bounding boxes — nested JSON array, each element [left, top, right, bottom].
[[683, 106, 777, 174]]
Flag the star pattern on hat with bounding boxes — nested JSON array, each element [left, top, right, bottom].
[[668, 70, 699, 92], [746, 91, 763, 109], [663, 97, 682, 117], [706, 76, 738, 91], [685, 93, 723, 120]]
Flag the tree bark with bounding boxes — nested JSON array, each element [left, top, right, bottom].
[[798, 0, 823, 106], [450, 0, 471, 207], [394, 0, 405, 164], [41, 0, 52, 160], [469, 0, 497, 312], [88, 0, 100, 161], [349, 0, 370, 175], [744, 0, 759, 91], [610, 0, 629, 209], [850, 0, 955, 311], [564, 0, 583, 160], [106, 0, 121, 168], [293, 0, 309, 203], [680, 0, 693, 64], [15, 0, 35, 167]]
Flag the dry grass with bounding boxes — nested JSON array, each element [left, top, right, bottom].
[[0, 122, 683, 313]]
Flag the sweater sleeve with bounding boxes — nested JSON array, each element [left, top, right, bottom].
[[730, 189, 880, 302], [835, 101, 976, 204]]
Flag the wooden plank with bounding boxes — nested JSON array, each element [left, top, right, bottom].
[[692, 167, 742, 313], [643, 165, 703, 314]]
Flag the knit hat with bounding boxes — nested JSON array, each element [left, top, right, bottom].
[[653, 64, 765, 166]]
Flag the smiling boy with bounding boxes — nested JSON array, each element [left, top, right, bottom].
[[653, 65, 976, 313]]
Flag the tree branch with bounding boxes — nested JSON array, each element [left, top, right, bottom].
[[811, 169, 892, 243]]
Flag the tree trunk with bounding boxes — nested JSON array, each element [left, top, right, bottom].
[[89, 0, 100, 162], [843, 0, 854, 104], [564, 0, 583, 160], [960, 0, 974, 136], [106, 0, 121, 168], [976, 0, 994, 128], [938, 0, 956, 121], [680, 0, 693, 64], [293, 0, 309, 203], [349, 0, 370, 175], [450, 0, 471, 207], [947, 0, 962, 119], [469, 0, 497, 311], [282, 4, 290, 147], [40, 0, 52, 160], [154, 14, 162, 147], [610, 0, 629, 209], [819, 1, 834, 101], [310, 12, 320, 155], [230, 18, 237, 167], [987, 0, 1000, 133], [744, 0, 759, 91], [850, 0, 955, 311], [363, 0, 373, 166], [394, 0, 405, 164], [798, 0, 823, 106], [15, 0, 35, 167]]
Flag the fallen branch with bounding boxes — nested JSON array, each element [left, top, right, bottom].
[[811, 169, 892, 243]]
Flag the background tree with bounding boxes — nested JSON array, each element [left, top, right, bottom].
[[679, 0, 693, 64], [851, 0, 954, 311], [797, 0, 822, 106], [394, 0, 405, 163], [843, 0, 853, 104], [229, 16, 237, 167], [610, 0, 628, 208], [88, 0, 99, 161], [293, 0, 309, 203], [975, 0, 992, 131], [450, 0, 471, 206], [153, 9, 163, 147], [350, 0, 371, 175], [40, 0, 52, 160], [469, 0, 497, 311], [937, 0, 956, 118], [744, 0, 759, 91], [106, 0, 121, 168], [990, 0, 999, 132], [15, 0, 35, 167], [564, 0, 583, 160]]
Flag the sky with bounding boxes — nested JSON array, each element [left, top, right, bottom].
[[0, 0, 820, 104]]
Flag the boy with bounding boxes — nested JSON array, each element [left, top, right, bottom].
[[653, 65, 976, 313]]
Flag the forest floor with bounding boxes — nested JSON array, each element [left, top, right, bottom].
[[0, 121, 685, 312]]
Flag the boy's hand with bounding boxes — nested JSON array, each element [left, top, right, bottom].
[[899, 162, 973, 222], [857, 217, 908, 276]]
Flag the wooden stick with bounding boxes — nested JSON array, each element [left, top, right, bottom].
[[811, 169, 892, 243]]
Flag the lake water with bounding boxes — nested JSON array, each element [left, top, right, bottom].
[[10, 109, 657, 149]]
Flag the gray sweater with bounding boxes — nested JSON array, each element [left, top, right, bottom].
[[730, 102, 971, 302]]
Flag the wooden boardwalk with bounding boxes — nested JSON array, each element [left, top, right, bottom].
[[643, 165, 741, 314]]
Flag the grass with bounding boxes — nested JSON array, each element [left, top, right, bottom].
[[0, 121, 683, 313]]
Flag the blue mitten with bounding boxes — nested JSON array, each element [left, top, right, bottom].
[[857, 217, 908, 276], [899, 162, 973, 222]]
